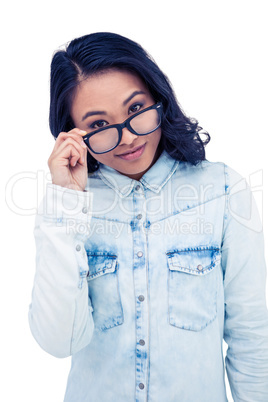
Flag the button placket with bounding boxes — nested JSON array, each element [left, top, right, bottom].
[[132, 188, 148, 400]]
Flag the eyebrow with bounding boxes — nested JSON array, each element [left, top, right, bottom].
[[82, 110, 106, 121], [122, 90, 146, 106], [81, 90, 146, 121]]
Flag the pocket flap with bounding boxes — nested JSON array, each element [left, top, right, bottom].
[[87, 254, 117, 280], [167, 248, 221, 275]]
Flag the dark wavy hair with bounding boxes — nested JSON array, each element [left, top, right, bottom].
[[49, 32, 210, 173]]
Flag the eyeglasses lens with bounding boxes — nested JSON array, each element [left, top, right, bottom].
[[130, 109, 160, 134], [89, 127, 119, 154]]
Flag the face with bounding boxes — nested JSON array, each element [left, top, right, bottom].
[[70, 69, 162, 180]]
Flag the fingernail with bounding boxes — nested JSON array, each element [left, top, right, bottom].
[[79, 130, 87, 134], [81, 140, 87, 148]]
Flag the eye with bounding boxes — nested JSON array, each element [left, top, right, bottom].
[[90, 120, 109, 130], [129, 103, 143, 114]]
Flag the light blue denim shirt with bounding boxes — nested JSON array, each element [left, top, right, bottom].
[[29, 151, 268, 401]]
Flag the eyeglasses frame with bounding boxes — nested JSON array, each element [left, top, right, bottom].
[[82, 102, 163, 154]]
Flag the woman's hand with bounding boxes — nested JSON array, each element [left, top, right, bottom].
[[48, 128, 88, 192]]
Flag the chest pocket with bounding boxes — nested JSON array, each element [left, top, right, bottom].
[[87, 254, 124, 331], [167, 248, 221, 331]]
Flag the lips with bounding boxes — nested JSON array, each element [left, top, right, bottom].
[[117, 144, 146, 161]]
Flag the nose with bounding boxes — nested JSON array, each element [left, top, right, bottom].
[[120, 127, 138, 146]]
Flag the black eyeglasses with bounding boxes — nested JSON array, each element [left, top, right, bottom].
[[82, 102, 162, 154]]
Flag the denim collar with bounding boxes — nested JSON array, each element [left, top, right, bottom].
[[97, 151, 179, 197]]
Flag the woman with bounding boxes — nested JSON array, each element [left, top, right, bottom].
[[29, 32, 268, 401]]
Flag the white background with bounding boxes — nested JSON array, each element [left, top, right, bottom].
[[1, 0, 267, 401]]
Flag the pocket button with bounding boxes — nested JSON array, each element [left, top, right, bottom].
[[197, 264, 203, 271]]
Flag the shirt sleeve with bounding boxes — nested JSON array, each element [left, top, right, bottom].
[[222, 165, 268, 401], [28, 183, 94, 358]]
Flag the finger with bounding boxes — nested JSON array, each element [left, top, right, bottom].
[[68, 128, 87, 136], [54, 129, 87, 151], [69, 153, 80, 167], [49, 144, 82, 170], [54, 137, 86, 164], [49, 143, 81, 169], [70, 146, 88, 167], [71, 146, 88, 168]]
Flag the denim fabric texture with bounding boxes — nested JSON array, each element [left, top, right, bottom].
[[29, 151, 268, 401]]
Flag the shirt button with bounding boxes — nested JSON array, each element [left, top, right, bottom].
[[136, 214, 142, 220], [139, 383, 145, 390], [82, 207, 88, 214], [137, 251, 143, 258], [139, 339, 145, 346], [197, 264, 203, 271], [135, 185, 141, 191], [76, 245, 81, 252], [138, 295, 145, 302]]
